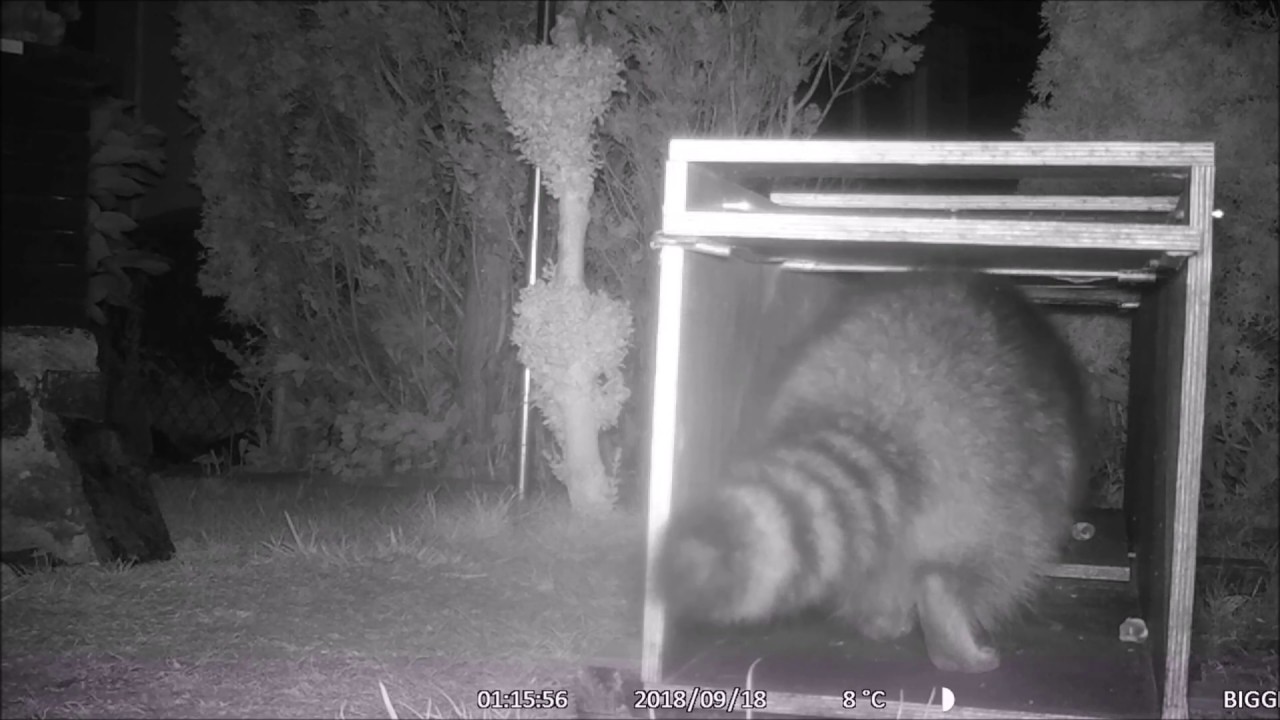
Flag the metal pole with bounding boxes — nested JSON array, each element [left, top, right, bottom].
[[515, 0, 557, 501]]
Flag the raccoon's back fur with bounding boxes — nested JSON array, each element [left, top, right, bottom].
[[654, 271, 1092, 674]]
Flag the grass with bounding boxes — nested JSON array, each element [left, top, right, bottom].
[[1, 473, 647, 719], [2, 465, 1275, 719], [1089, 397, 1278, 718], [1188, 481, 1279, 720]]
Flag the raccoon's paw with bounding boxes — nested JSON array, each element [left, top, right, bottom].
[[928, 640, 1000, 674], [854, 606, 916, 642], [918, 572, 1001, 674]]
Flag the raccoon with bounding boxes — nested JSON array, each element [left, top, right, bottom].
[[654, 270, 1092, 674]]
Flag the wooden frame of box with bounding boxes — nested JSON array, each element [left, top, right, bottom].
[[641, 140, 1214, 719]]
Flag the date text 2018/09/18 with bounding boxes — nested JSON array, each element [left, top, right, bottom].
[[633, 687, 769, 713]]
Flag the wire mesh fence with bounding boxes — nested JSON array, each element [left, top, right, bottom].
[[136, 353, 262, 468]]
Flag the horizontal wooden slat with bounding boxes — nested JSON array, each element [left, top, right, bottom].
[[1052, 564, 1131, 582], [669, 139, 1215, 167], [779, 260, 1157, 280], [664, 236, 1183, 286], [771, 193, 1182, 213], [777, 269, 1148, 309], [662, 212, 1204, 251]]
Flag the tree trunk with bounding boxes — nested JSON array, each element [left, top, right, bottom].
[[97, 294, 151, 465], [557, 189, 589, 287], [553, 190, 614, 514], [561, 363, 613, 513]]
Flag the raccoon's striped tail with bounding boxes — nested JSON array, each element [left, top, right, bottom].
[[656, 478, 811, 625], [655, 417, 907, 626]]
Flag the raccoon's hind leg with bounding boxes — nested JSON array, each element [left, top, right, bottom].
[[834, 566, 917, 642], [918, 572, 1000, 673]]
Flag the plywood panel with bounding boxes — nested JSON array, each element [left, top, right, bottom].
[[1126, 287, 1163, 628], [669, 251, 770, 501], [728, 270, 846, 452], [1054, 508, 1131, 582], [643, 248, 775, 683], [660, 578, 1157, 719], [642, 140, 1215, 719], [1159, 169, 1214, 720], [1127, 264, 1209, 720], [641, 247, 686, 685], [668, 139, 1214, 167], [663, 211, 1201, 252]]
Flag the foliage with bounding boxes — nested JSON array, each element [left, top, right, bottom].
[[583, 0, 932, 477], [493, 42, 625, 200], [311, 399, 460, 481], [494, 25, 631, 509], [84, 97, 169, 326], [511, 268, 633, 481], [1018, 1, 1279, 521], [589, 0, 931, 316], [173, 1, 930, 488], [175, 1, 533, 480]]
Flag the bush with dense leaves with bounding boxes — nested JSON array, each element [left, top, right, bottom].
[[1018, 1, 1278, 526]]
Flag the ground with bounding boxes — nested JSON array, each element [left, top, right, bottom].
[[0, 470, 1274, 719], [1, 473, 646, 719]]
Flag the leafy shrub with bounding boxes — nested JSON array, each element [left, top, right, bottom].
[[85, 97, 169, 326], [173, 1, 932, 489], [175, 1, 532, 481], [1018, 1, 1278, 525], [311, 400, 460, 482]]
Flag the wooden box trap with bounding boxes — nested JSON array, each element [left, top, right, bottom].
[[638, 139, 1215, 719]]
